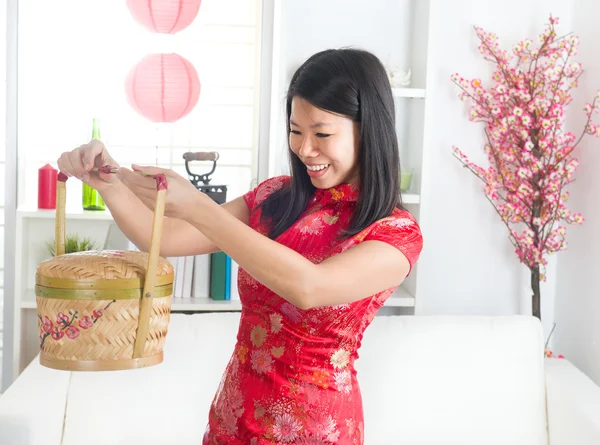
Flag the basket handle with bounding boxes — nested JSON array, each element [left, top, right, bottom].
[[56, 173, 69, 256], [56, 169, 168, 360], [133, 173, 168, 359]]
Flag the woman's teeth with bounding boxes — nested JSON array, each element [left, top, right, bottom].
[[307, 164, 329, 171]]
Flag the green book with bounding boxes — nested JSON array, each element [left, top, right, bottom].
[[210, 252, 228, 300]]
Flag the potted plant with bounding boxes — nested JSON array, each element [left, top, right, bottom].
[[46, 234, 100, 257], [451, 15, 600, 321]]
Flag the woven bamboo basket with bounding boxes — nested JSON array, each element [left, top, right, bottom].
[[35, 170, 173, 371]]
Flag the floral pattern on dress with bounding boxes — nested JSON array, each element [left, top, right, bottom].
[[203, 176, 423, 445]]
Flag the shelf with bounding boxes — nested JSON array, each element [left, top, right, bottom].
[[386, 286, 415, 307], [392, 88, 425, 98], [402, 193, 420, 204], [17, 206, 114, 221], [21, 292, 242, 312], [21, 300, 36, 309], [171, 298, 242, 312], [23, 289, 414, 310]]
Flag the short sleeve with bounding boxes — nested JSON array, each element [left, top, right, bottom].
[[243, 175, 290, 212], [363, 212, 423, 275]]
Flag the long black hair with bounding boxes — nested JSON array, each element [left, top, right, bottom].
[[259, 48, 403, 239]]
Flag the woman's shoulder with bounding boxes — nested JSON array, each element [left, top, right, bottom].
[[243, 175, 291, 210], [366, 207, 422, 240], [360, 207, 423, 273], [388, 207, 421, 228]]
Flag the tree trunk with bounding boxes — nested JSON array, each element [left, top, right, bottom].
[[531, 265, 541, 320], [529, 128, 542, 321]]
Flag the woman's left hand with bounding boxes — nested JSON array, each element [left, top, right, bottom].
[[118, 164, 214, 220]]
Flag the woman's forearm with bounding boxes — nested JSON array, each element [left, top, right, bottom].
[[187, 196, 319, 308], [99, 181, 219, 256], [186, 196, 410, 309]]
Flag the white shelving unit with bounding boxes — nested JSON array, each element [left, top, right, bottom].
[[16, 206, 115, 221], [392, 87, 426, 98]]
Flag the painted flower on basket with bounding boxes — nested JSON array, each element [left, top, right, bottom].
[[78, 315, 93, 330], [37, 300, 115, 349], [56, 312, 69, 326], [41, 316, 53, 333], [65, 326, 80, 339]]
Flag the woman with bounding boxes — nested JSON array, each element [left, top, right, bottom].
[[58, 48, 423, 444]]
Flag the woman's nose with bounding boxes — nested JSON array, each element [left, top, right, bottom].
[[299, 136, 319, 158]]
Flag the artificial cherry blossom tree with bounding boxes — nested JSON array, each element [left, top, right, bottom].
[[451, 15, 600, 320]]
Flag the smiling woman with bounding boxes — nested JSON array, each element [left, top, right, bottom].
[[57, 48, 423, 445], [261, 48, 403, 240], [289, 98, 360, 185]]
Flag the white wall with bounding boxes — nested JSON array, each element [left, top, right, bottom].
[[553, 2, 600, 385], [270, 0, 581, 342], [270, 0, 419, 176], [415, 0, 572, 342]]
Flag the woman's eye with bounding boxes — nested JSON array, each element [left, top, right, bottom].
[[316, 133, 331, 138], [290, 130, 301, 135]]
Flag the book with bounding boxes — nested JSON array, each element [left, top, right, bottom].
[[210, 252, 228, 300], [224, 255, 231, 300], [230, 260, 240, 300], [192, 254, 210, 299]]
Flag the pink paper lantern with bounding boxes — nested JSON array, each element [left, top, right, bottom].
[[125, 53, 201, 123], [126, 0, 202, 34]]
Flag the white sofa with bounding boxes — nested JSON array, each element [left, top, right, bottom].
[[1, 312, 599, 445]]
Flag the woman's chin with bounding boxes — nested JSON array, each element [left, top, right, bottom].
[[308, 170, 332, 188]]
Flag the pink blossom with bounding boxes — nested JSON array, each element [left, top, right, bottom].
[[42, 316, 53, 333], [56, 312, 69, 326], [78, 316, 93, 330], [65, 326, 80, 340], [51, 326, 64, 340], [450, 14, 599, 280]]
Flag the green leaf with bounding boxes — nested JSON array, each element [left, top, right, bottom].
[[46, 234, 100, 256]]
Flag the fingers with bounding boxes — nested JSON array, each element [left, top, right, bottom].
[[57, 145, 87, 179], [118, 167, 157, 190], [131, 164, 168, 174], [57, 151, 76, 178], [82, 139, 106, 172], [57, 141, 105, 179], [119, 168, 159, 208]]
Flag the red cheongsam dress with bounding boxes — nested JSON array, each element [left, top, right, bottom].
[[203, 175, 423, 445]]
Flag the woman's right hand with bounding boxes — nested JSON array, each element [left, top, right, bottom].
[[57, 139, 120, 192]]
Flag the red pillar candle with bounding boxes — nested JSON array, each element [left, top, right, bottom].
[[38, 164, 58, 209]]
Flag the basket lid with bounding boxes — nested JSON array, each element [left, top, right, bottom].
[[36, 250, 174, 290]]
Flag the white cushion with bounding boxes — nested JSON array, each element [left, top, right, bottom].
[[357, 315, 548, 444], [61, 312, 240, 445], [10, 313, 549, 445], [0, 356, 71, 445], [545, 358, 600, 445]]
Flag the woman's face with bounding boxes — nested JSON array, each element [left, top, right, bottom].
[[289, 97, 360, 189]]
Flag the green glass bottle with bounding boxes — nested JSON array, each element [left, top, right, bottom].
[[82, 118, 106, 211]]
